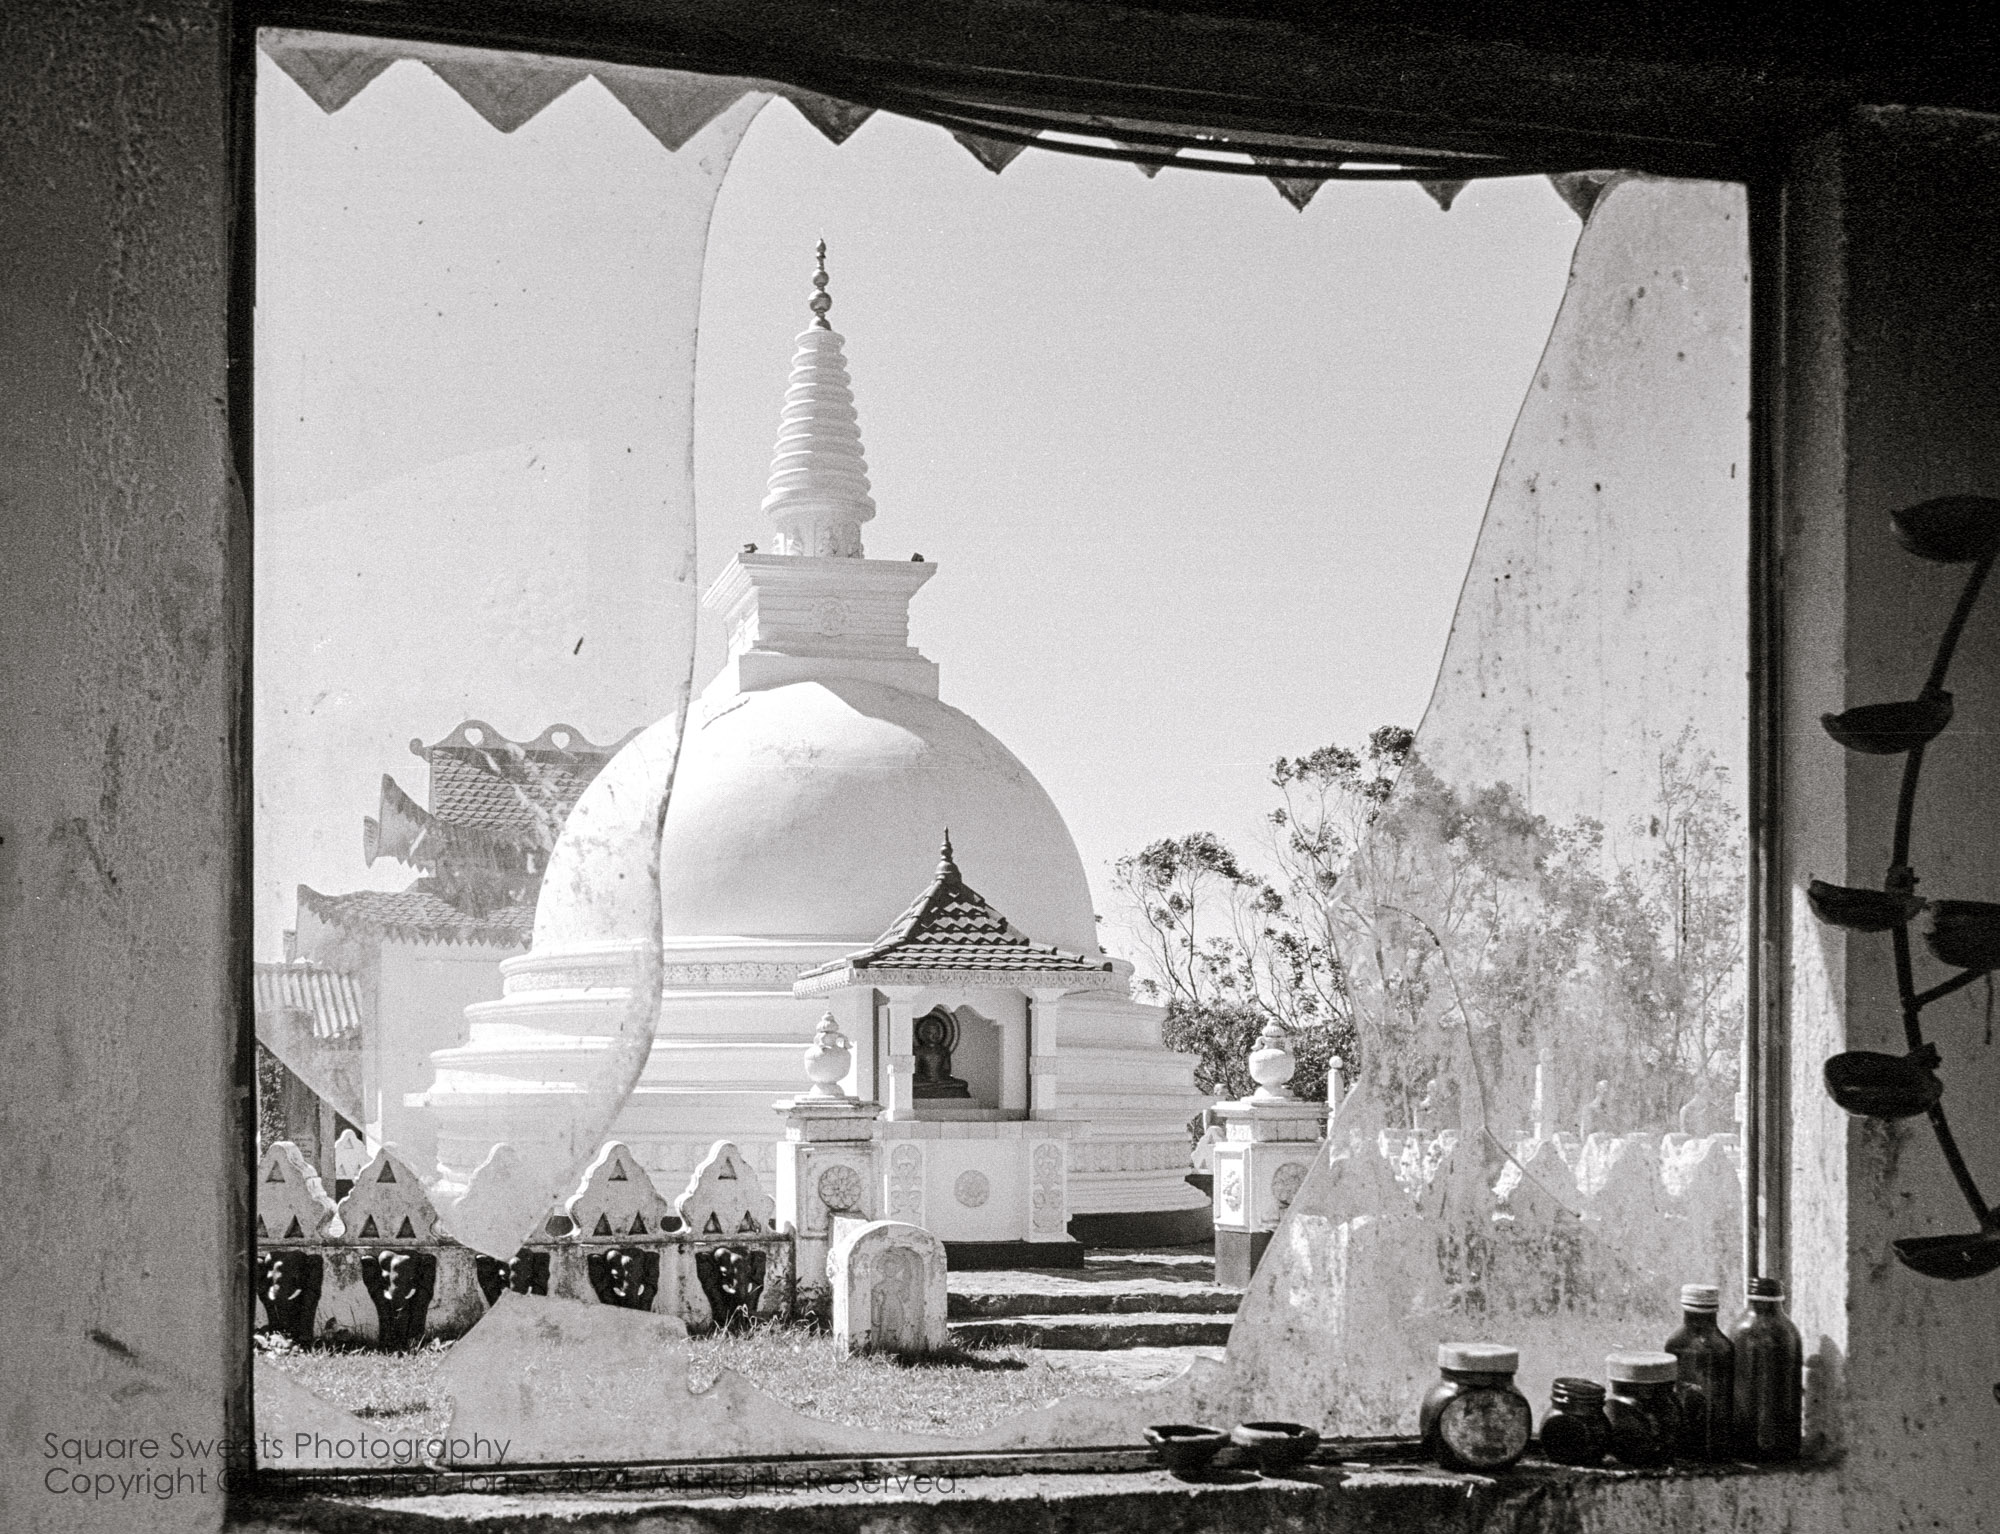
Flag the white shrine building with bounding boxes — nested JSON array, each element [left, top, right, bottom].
[[418, 250, 1211, 1251]]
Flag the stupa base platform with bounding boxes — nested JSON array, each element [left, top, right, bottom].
[[1068, 1204, 1214, 1249], [944, 1239, 1087, 1271]]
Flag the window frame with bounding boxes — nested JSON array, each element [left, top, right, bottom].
[[230, 0, 1790, 1492]]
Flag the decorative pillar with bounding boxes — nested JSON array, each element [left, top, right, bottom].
[[998, 1005, 1028, 1114], [1027, 987, 1066, 1119], [774, 1015, 883, 1309], [1211, 1021, 1325, 1286], [880, 987, 920, 1121]]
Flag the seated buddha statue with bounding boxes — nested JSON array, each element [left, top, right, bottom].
[[911, 1009, 972, 1098]]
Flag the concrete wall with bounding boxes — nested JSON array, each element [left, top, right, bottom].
[[0, 3, 243, 1531], [1, 2, 1997, 1526], [1780, 107, 2000, 1532]]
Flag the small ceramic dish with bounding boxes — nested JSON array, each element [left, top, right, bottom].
[[1143, 1423, 1231, 1478], [1230, 1420, 1322, 1474]]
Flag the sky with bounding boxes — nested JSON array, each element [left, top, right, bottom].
[[255, 54, 1583, 952]]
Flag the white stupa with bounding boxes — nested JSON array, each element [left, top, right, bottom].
[[419, 246, 1210, 1247]]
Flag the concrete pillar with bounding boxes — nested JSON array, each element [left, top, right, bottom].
[[1210, 1024, 1324, 1285], [880, 988, 919, 1121], [1776, 109, 2000, 1518], [1027, 987, 1066, 1118]]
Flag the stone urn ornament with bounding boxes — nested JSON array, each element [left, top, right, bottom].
[[1248, 1021, 1298, 1101], [802, 1013, 855, 1098]]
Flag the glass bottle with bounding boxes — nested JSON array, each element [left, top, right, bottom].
[[1419, 1342, 1534, 1472], [1538, 1377, 1610, 1465], [1604, 1350, 1681, 1466], [1730, 1276, 1802, 1461], [1664, 1282, 1734, 1460]]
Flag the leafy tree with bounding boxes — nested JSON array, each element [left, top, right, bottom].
[[1119, 725, 1743, 1138]]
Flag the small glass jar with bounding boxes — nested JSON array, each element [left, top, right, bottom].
[[1604, 1350, 1682, 1467], [1420, 1342, 1534, 1472], [1538, 1377, 1610, 1465], [1730, 1276, 1803, 1462]]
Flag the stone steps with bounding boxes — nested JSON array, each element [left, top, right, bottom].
[[948, 1311, 1236, 1350], [948, 1278, 1239, 1318]]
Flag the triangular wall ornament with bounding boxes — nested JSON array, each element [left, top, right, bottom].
[[704, 1212, 724, 1234], [630, 1214, 647, 1235], [952, 131, 1031, 175], [1419, 178, 1470, 211], [608, 1161, 629, 1182], [593, 66, 757, 151], [261, 39, 396, 113], [594, 1213, 615, 1236], [285, 1216, 304, 1239], [360, 1216, 380, 1238], [737, 1211, 761, 1232], [267, 1162, 287, 1183], [427, 57, 589, 133], [717, 1158, 738, 1182], [256, 1216, 268, 1238], [782, 90, 877, 145], [396, 1217, 416, 1239]]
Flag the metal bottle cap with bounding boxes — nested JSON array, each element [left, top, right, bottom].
[[1679, 1283, 1721, 1310]]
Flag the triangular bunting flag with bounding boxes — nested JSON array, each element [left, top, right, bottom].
[[703, 1212, 723, 1234], [377, 1162, 397, 1184], [1548, 170, 1622, 222], [782, 91, 876, 145], [1419, 179, 1470, 211], [630, 1214, 647, 1235], [285, 1216, 304, 1239], [1264, 173, 1325, 212], [593, 66, 753, 152], [594, 1213, 614, 1236], [736, 1211, 761, 1232], [427, 57, 588, 133], [608, 1162, 628, 1182], [952, 131, 1030, 175], [261, 40, 396, 114], [396, 1217, 415, 1239], [360, 1216, 379, 1238]]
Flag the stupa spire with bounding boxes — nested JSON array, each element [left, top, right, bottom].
[[761, 241, 876, 557]]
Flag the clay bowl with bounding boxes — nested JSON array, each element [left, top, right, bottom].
[[1143, 1424, 1230, 1479], [1893, 1230, 2000, 1281], [1230, 1420, 1322, 1475], [1821, 693, 1954, 755], [1807, 879, 1926, 933], [1824, 1044, 1944, 1120]]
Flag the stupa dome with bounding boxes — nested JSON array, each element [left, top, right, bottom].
[[656, 677, 1099, 953]]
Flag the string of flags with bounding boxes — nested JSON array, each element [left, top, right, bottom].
[[261, 30, 1616, 218]]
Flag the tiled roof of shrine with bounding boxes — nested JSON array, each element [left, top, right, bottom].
[[253, 960, 365, 1041], [295, 884, 535, 949], [795, 834, 1117, 992], [412, 720, 634, 832]]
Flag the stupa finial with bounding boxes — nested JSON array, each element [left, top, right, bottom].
[[809, 238, 832, 330], [939, 830, 956, 868], [760, 242, 876, 556]]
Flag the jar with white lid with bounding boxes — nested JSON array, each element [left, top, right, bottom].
[[1604, 1349, 1682, 1467], [1419, 1341, 1533, 1471]]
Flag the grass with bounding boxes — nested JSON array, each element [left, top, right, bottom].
[[260, 1323, 1180, 1439]]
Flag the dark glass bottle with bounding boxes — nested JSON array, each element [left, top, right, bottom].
[[1664, 1282, 1735, 1460], [1538, 1377, 1610, 1465], [1419, 1342, 1534, 1472], [1604, 1351, 1681, 1467], [1730, 1276, 1803, 1461]]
